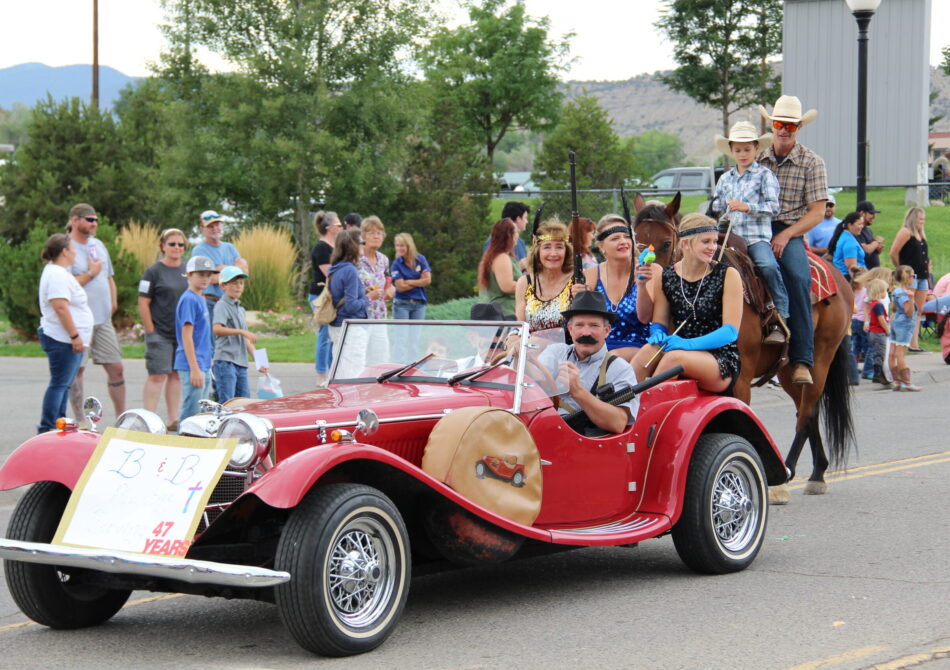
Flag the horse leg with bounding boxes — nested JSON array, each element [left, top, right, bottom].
[[803, 414, 829, 495], [768, 424, 809, 505]]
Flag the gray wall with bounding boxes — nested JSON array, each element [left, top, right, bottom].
[[783, 0, 930, 187]]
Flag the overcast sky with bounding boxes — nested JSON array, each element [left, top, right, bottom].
[[3, 0, 947, 81]]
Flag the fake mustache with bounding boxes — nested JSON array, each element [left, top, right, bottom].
[[574, 335, 598, 345]]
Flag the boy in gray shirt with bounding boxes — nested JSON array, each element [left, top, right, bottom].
[[212, 266, 267, 402]]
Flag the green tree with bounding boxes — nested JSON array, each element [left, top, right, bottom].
[[0, 103, 32, 146], [533, 96, 636, 191], [423, 0, 568, 167], [159, 0, 431, 257], [393, 91, 493, 303], [656, 0, 782, 134], [0, 96, 145, 244], [626, 130, 687, 181]]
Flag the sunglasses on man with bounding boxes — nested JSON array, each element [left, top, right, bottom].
[[84, 216, 98, 223], [772, 120, 801, 132]]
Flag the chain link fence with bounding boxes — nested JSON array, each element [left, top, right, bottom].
[[491, 188, 703, 223]]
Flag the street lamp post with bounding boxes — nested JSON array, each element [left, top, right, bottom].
[[845, 0, 882, 203]]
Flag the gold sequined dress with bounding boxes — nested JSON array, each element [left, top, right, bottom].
[[524, 277, 574, 332]]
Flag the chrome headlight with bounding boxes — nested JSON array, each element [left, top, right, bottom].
[[219, 414, 273, 470], [115, 409, 166, 434]]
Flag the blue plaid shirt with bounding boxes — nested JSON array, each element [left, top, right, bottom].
[[713, 161, 780, 245]]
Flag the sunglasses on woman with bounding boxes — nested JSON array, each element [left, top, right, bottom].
[[165, 241, 186, 247], [772, 120, 800, 132]]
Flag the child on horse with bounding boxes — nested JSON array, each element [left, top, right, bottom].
[[712, 120, 788, 345]]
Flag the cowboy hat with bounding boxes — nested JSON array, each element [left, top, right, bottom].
[[560, 290, 617, 323], [757, 95, 818, 127], [714, 120, 773, 156]]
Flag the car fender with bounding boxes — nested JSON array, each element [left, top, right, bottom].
[[241, 443, 554, 542], [0, 431, 100, 492], [635, 395, 785, 522]]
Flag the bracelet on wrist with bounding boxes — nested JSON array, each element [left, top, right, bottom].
[[69, 333, 79, 340]]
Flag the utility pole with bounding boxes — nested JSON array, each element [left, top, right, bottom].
[[92, 0, 100, 108]]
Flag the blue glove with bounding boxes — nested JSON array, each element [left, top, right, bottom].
[[647, 322, 669, 346], [663, 324, 738, 352]]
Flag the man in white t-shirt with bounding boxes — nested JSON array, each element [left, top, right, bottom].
[[66, 203, 126, 422]]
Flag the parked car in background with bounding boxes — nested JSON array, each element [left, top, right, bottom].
[[648, 166, 725, 198]]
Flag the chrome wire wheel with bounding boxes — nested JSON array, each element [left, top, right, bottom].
[[672, 433, 768, 574], [326, 515, 397, 629], [275, 484, 410, 657], [710, 458, 761, 554]]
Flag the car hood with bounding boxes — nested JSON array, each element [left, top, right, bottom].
[[235, 381, 503, 429]]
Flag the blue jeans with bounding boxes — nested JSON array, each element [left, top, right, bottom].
[[747, 241, 789, 319], [212, 360, 249, 403], [772, 225, 814, 367], [38, 331, 83, 433], [178, 369, 212, 421], [845, 334, 860, 384], [309, 293, 333, 374], [392, 298, 426, 363], [851, 318, 871, 377]]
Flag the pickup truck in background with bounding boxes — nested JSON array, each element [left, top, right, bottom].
[[649, 166, 725, 197]]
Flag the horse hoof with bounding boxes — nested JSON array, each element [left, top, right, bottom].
[[768, 484, 790, 505], [803, 481, 828, 495]]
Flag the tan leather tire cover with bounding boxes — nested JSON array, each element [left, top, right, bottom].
[[422, 406, 542, 526]]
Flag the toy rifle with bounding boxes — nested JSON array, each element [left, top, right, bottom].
[[563, 365, 684, 431], [569, 151, 586, 289]]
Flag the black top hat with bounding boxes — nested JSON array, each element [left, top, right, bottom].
[[560, 290, 617, 323], [470, 301, 515, 321]]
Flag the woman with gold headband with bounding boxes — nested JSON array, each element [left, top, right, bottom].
[[515, 221, 583, 332], [633, 213, 742, 393], [581, 214, 654, 362]]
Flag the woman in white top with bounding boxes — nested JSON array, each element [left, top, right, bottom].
[[38, 234, 94, 433]]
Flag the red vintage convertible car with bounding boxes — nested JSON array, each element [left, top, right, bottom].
[[0, 319, 787, 657]]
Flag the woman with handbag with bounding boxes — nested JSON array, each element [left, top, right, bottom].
[[326, 230, 369, 379]]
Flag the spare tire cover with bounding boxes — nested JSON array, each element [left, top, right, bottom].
[[422, 406, 542, 526]]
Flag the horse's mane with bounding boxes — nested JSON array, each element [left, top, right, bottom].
[[634, 204, 671, 226]]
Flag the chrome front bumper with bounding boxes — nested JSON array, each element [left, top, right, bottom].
[[0, 539, 290, 588]]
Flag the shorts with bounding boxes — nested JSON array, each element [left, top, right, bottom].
[[913, 278, 929, 292], [144, 331, 177, 375], [80, 321, 123, 366]]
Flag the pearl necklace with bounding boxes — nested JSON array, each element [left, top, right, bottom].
[[678, 261, 710, 323]]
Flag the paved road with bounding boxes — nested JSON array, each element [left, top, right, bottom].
[[0, 355, 947, 669]]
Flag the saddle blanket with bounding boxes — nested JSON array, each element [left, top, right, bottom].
[[807, 251, 837, 302]]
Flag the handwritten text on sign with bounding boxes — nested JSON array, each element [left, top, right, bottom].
[[53, 427, 236, 557]]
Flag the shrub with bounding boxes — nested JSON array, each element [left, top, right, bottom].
[[233, 226, 298, 312], [118, 221, 160, 275], [425, 296, 479, 321], [0, 220, 140, 337], [255, 306, 311, 337]]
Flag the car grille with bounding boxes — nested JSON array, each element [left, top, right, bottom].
[[197, 470, 251, 533]]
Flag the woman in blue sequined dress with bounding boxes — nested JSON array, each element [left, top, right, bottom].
[[581, 215, 653, 362]]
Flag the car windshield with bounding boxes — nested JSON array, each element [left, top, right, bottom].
[[331, 320, 524, 383]]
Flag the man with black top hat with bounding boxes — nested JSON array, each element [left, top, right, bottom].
[[534, 291, 639, 434], [855, 200, 884, 269]]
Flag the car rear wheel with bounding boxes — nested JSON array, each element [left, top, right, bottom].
[[672, 433, 767, 574], [5, 482, 131, 628], [275, 484, 410, 656]]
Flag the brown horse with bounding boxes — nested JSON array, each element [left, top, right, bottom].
[[632, 193, 855, 501]]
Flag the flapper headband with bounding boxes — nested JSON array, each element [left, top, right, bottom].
[[535, 233, 569, 243], [679, 225, 718, 238], [596, 226, 632, 242]]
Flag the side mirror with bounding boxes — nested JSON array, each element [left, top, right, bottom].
[[356, 409, 379, 437]]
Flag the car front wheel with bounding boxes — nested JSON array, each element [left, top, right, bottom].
[[672, 433, 768, 574], [5, 481, 131, 628], [275, 483, 410, 656]]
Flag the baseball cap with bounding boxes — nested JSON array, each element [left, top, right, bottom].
[[856, 200, 881, 214], [186, 256, 219, 273], [825, 194, 836, 205], [200, 210, 223, 225], [220, 265, 248, 283]]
